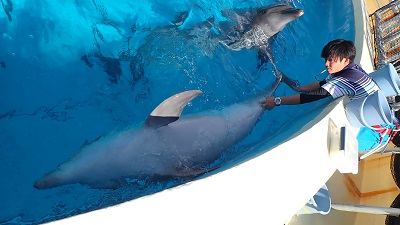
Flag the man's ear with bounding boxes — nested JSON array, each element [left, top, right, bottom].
[[341, 58, 350, 64]]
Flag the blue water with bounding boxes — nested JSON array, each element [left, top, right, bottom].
[[0, 0, 354, 224]]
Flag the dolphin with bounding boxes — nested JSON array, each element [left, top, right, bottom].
[[221, 4, 304, 51], [218, 4, 304, 94], [34, 90, 265, 189], [249, 4, 303, 94], [179, 5, 304, 93], [85, 4, 303, 87]]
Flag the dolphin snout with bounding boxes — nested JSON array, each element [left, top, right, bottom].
[[34, 174, 62, 190], [282, 8, 304, 17], [34, 178, 52, 190], [34, 179, 49, 190]]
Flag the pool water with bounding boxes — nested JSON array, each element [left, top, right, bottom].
[[0, 0, 354, 224]]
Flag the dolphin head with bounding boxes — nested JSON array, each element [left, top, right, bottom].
[[254, 4, 304, 37]]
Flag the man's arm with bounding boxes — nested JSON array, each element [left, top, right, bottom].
[[260, 86, 331, 110], [299, 81, 326, 92], [260, 94, 301, 110]]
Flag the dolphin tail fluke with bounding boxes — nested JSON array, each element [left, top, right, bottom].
[[144, 90, 203, 129]]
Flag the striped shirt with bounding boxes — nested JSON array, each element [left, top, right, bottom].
[[322, 63, 379, 100]]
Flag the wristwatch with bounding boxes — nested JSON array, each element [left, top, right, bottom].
[[274, 97, 281, 106]]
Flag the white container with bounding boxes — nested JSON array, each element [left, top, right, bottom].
[[369, 63, 400, 97], [345, 90, 393, 128]]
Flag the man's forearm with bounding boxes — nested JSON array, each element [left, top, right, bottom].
[[281, 94, 301, 105], [299, 81, 322, 92]]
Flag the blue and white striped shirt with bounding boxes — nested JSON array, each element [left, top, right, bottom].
[[322, 63, 379, 100]]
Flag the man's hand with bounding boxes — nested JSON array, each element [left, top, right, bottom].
[[260, 97, 276, 110]]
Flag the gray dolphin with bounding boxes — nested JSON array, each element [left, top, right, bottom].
[[219, 4, 304, 94], [222, 4, 304, 51], [88, 4, 303, 90], [34, 90, 265, 189]]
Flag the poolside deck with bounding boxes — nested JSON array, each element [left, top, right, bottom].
[[288, 154, 398, 225], [288, 0, 400, 225]]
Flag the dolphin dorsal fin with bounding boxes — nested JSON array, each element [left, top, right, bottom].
[[144, 90, 203, 129]]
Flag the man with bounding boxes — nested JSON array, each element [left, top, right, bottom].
[[260, 39, 380, 110]]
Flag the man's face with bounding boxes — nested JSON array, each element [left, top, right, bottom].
[[325, 57, 350, 74]]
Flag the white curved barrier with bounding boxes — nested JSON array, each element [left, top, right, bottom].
[[48, 98, 355, 225]]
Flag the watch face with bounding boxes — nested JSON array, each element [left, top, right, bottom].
[[274, 97, 281, 105]]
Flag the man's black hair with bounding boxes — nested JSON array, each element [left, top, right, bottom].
[[321, 39, 356, 62]]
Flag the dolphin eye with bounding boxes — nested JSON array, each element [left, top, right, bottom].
[[260, 9, 266, 14]]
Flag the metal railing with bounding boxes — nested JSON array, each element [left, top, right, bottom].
[[370, 0, 400, 72]]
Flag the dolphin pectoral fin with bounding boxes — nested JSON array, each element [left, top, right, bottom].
[[257, 45, 275, 71], [257, 49, 269, 71], [144, 90, 203, 129], [281, 71, 300, 91], [264, 74, 282, 98]]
